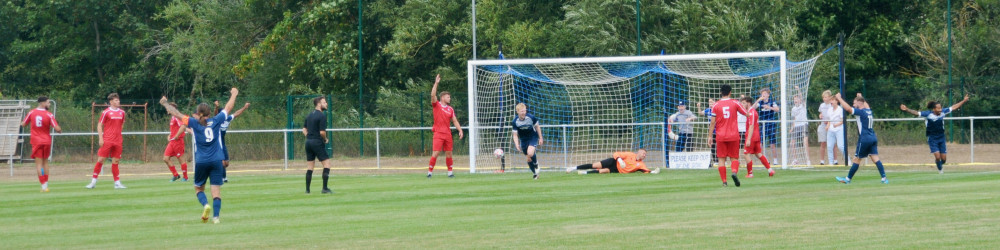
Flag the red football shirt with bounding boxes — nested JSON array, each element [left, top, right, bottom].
[[712, 98, 748, 142], [744, 107, 760, 141], [431, 101, 455, 138], [99, 107, 125, 144], [169, 116, 186, 142], [22, 108, 58, 145]]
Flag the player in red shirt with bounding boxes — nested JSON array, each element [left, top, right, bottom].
[[86, 93, 127, 189], [163, 102, 189, 182], [428, 74, 463, 178], [739, 96, 774, 178], [706, 85, 750, 187], [21, 96, 62, 192]]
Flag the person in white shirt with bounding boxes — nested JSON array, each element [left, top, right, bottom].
[[817, 90, 837, 165], [825, 97, 845, 166], [790, 94, 810, 165]]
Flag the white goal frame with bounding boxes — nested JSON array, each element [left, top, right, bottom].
[[467, 51, 788, 173]]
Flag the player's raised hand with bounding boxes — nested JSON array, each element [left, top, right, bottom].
[[834, 93, 842, 100], [434, 74, 441, 85], [963, 94, 970, 101], [243, 102, 251, 108], [856, 93, 862, 98], [159, 96, 169, 104], [899, 104, 908, 111], [230, 87, 239, 96]]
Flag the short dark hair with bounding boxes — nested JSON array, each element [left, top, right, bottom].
[[854, 96, 866, 103], [741, 96, 754, 103], [37, 96, 48, 103], [927, 101, 939, 110], [313, 96, 325, 106], [439, 91, 451, 98], [720, 85, 732, 96], [107, 93, 119, 102]]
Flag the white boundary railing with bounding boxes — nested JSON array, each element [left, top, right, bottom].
[[3, 116, 998, 176]]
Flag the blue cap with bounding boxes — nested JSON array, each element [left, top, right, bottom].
[[677, 101, 687, 106]]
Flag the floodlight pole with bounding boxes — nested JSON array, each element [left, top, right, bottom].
[[472, 0, 477, 60], [838, 32, 848, 166], [635, 0, 641, 55]]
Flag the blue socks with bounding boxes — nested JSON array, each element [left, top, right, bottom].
[[213, 198, 221, 217], [196, 192, 208, 206], [875, 161, 886, 178], [848, 163, 859, 180]]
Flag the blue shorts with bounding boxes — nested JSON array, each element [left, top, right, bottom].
[[194, 161, 226, 187], [520, 138, 539, 155], [763, 123, 778, 145], [855, 140, 879, 159], [928, 134, 946, 154]]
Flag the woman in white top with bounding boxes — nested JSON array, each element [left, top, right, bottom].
[[817, 90, 838, 165], [825, 97, 845, 165]]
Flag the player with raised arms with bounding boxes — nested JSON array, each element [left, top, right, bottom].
[[160, 87, 240, 223], [706, 84, 750, 187], [214, 100, 251, 183], [511, 103, 543, 180], [302, 96, 333, 194], [739, 96, 774, 178], [567, 149, 659, 174], [86, 93, 127, 189], [900, 94, 969, 173], [428, 74, 463, 178], [163, 102, 189, 182], [21, 96, 62, 192], [835, 93, 889, 184]]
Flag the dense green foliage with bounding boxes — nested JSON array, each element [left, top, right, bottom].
[[2, 170, 999, 248], [2, 0, 998, 124]]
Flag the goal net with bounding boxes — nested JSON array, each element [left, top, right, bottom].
[[467, 51, 824, 173]]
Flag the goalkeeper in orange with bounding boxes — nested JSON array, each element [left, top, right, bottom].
[[566, 149, 660, 174]]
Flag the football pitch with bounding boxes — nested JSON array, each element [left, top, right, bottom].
[[2, 169, 998, 248]]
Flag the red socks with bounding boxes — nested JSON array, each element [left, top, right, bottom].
[[92, 162, 103, 179], [717, 166, 727, 183], [759, 156, 771, 170], [428, 157, 437, 172], [731, 160, 740, 175], [746, 162, 753, 175], [38, 175, 46, 184], [168, 165, 179, 177], [181, 163, 188, 179], [112, 164, 120, 181], [446, 158, 453, 171]]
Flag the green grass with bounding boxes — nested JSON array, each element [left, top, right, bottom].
[[2, 169, 999, 249]]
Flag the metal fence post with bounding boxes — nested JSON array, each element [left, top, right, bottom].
[[376, 129, 381, 169], [970, 117, 974, 163], [283, 130, 288, 171]]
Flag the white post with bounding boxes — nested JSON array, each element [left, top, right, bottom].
[[49, 100, 56, 162], [471, 0, 477, 60], [661, 122, 667, 168], [970, 117, 974, 163], [779, 52, 789, 169], [562, 125, 568, 168], [282, 130, 288, 171], [376, 129, 381, 169], [467, 62, 479, 173]]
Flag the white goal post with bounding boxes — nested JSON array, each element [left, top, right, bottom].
[[467, 51, 826, 173]]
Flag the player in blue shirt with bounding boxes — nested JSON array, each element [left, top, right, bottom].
[[160, 87, 240, 224], [834, 93, 888, 184], [214, 101, 251, 183], [757, 88, 780, 159], [512, 103, 543, 180], [900, 94, 969, 174]]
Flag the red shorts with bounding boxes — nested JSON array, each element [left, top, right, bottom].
[[716, 141, 740, 159], [744, 140, 762, 154], [432, 136, 453, 152], [98, 143, 123, 158], [164, 141, 185, 157], [31, 144, 51, 159]]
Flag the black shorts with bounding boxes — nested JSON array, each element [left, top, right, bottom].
[[305, 139, 329, 162], [599, 158, 619, 173]]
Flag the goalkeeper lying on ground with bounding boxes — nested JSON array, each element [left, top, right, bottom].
[[566, 149, 660, 174]]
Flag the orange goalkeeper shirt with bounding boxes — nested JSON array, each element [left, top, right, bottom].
[[613, 152, 649, 173]]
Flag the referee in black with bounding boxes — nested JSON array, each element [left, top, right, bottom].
[[303, 96, 332, 194]]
